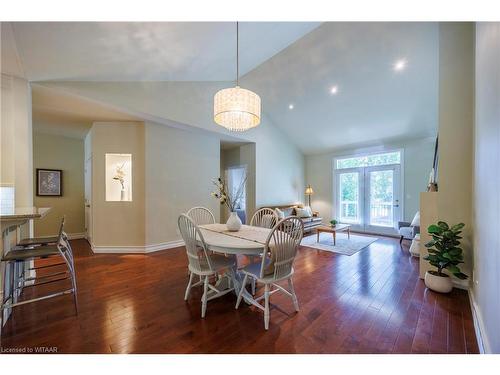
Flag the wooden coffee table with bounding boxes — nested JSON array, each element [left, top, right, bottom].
[[316, 224, 351, 246]]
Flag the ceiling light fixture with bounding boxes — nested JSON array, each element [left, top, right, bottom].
[[289, 104, 294, 110], [330, 85, 339, 95], [393, 59, 407, 72], [214, 22, 261, 132]]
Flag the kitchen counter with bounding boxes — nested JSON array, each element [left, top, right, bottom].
[[0, 206, 51, 221]]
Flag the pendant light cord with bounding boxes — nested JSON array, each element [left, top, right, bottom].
[[236, 21, 239, 86]]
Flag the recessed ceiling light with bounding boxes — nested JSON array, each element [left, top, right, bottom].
[[289, 104, 294, 110], [393, 59, 407, 72], [330, 85, 339, 95]]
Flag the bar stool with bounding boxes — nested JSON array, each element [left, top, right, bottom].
[[17, 216, 65, 248], [0, 230, 78, 330]]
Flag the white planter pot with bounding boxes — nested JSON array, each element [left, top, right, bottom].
[[424, 271, 453, 293], [226, 211, 242, 232]]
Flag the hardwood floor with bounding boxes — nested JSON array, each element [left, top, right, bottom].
[[0, 235, 478, 354]]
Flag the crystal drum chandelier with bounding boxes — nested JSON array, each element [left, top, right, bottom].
[[214, 22, 261, 132]]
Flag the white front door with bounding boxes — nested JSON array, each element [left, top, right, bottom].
[[335, 164, 401, 235]]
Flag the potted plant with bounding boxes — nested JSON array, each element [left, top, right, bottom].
[[423, 221, 468, 293], [329, 219, 338, 227]]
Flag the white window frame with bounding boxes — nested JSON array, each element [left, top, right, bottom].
[[335, 149, 403, 170]]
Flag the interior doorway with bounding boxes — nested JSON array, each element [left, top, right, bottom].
[[220, 141, 256, 224], [225, 165, 247, 223]]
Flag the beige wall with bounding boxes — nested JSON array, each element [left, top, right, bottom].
[[305, 137, 435, 224], [433, 22, 474, 277], [91, 122, 145, 248], [1, 25, 33, 301], [472, 22, 500, 354], [33, 132, 85, 236], [1, 75, 33, 210], [144, 122, 220, 246], [252, 118, 305, 208], [86, 116, 301, 249]]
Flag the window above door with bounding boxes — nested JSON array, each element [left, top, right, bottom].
[[336, 151, 401, 169]]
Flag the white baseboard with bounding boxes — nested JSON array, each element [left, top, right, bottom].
[[468, 289, 491, 354], [91, 239, 184, 254], [145, 240, 184, 252], [452, 278, 470, 290], [67, 232, 86, 240]]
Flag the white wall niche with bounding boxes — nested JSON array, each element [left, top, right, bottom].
[[105, 153, 132, 202]]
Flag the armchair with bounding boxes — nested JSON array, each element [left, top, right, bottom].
[[398, 211, 420, 244]]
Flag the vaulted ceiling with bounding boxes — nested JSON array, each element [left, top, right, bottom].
[[10, 22, 320, 81], [242, 22, 439, 153], [4, 21, 438, 154]]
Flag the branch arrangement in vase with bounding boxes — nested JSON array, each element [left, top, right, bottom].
[[211, 176, 247, 212], [113, 162, 126, 190]]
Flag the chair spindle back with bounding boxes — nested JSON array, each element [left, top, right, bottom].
[[260, 216, 304, 280]]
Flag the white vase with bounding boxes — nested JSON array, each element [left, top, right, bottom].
[[424, 271, 453, 293], [120, 189, 126, 201], [226, 211, 242, 232]]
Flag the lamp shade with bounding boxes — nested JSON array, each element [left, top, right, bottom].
[[305, 185, 314, 195], [214, 86, 261, 132]]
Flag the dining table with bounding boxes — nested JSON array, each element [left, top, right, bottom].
[[198, 223, 271, 296]]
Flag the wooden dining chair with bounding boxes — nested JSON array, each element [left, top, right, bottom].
[[247, 208, 279, 295], [250, 208, 278, 229], [235, 216, 304, 330], [187, 207, 216, 226], [178, 214, 236, 318]]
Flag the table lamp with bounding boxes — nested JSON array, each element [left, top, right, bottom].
[[305, 184, 314, 208]]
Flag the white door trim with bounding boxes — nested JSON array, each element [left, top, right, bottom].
[[332, 148, 405, 236]]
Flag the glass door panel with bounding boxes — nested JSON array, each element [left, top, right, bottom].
[[364, 165, 400, 234], [368, 169, 394, 227], [337, 170, 362, 225], [335, 164, 401, 235]]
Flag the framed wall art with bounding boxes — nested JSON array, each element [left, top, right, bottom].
[[36, 168, 63, 196]]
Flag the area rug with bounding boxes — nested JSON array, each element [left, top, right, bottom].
[[300, 232, 378, 256]]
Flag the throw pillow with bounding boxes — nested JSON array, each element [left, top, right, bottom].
[[411, 211, 420, 227], [281, 207, 294, 217], [295, 207, 312, 218], [275, 208, 285, 219]]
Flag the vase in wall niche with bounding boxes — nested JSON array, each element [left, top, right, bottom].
[[120, 189, 126, 201], [226, 211, 242, 232]]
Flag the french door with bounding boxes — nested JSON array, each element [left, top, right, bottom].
[[335, 164, 401, 235]]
